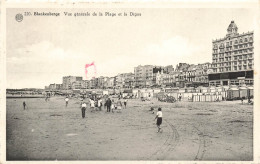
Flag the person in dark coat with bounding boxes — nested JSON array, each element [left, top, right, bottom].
[[23, 101, 26, 110], [106, 98, 112, 112]]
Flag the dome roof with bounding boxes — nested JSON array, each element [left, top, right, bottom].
[[227, 21, 238, 31]]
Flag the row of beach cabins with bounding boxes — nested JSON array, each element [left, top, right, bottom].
[[8, 85, 253, 102], [128, 85, 253, 102], [67, 85, 254, 102]]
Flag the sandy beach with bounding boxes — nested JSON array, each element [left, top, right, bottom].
[[6, 96, 253, 161]]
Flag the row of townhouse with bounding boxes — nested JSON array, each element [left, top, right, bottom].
[[55, 73, 135, 90], [155, 62, 212, 88]]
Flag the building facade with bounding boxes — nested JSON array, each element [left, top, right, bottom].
[[62, 76, 83, 89], [134, 65, 155, 88], [210, 21, 254, 86]]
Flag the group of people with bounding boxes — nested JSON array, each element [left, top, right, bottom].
[[104, 98, 127, 113], [78, 96, 163, 133], [76, 97, 128, 119]]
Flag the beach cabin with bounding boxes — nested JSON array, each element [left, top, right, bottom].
[[239, 86, 248, 99], [227, 87, 240, 100], [247, 86, 254, 98], [208, 86, 216, 93]]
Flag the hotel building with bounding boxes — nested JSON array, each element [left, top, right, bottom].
[[209, 21, 254, 86]]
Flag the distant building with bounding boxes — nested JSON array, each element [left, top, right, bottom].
[[106, 77, 115, 89], [48, 83, 62, 90], [115, 73, 134, 89], [81, 80, 90, 89], [62, 76, 83, 89], [134, 65, 171, 88], [175, 63, 190, 72], [71, 81, 82, 89], [210, 21, 254, 86]]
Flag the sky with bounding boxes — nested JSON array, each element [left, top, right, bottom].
[[6, 8, 258, 89]]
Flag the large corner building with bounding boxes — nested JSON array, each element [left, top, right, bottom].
[[209, 21, 254, 86]]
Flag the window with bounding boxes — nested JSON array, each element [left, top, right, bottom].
[[239, 39, 243, 43], [234, 66, 237, 70], [245, 38, 248, 42], [239, 66, 242, 70], [235, 40, 238, 44], [234, 61, 237, 65]]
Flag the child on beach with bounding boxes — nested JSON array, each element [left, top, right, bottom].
[[65, 97, 69, 107], [154, 108, 162, 133], [111, 100, 115, 113], [123, 99, 127, 109]]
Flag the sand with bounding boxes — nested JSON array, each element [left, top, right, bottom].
[[6, 96, 253, 161]]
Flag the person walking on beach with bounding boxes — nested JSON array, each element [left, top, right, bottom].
[[65, 97, 69, 107], [123, 99, 127, 109], [111, 100, 115, 113], [106, 98, 112, 112], [154, 108, 163, 133], [81, 102, 87, 118], [104, 98, 107, 110], [178, 94, 182, 102], [98, 98, 102, 111], [23, 101, 26, 110], [117, 98, 123, 113], [90, 99, 95, 112]]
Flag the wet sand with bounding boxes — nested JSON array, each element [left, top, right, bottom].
[[6, 96, 253, 160]]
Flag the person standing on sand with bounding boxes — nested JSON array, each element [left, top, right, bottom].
[[116, 98, 123, 112], [23, 101, 26, 110], [81, 102, 87, 118], [111, 100, 116, 113], [98, 98, 102, 111], [104, 98, 107, 110], [123, 99, 127, 109], [90, 99, 95, 112], [154, 108, 162, 133], [65, 97, 69, 107], [106, 98, 112, 112]]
